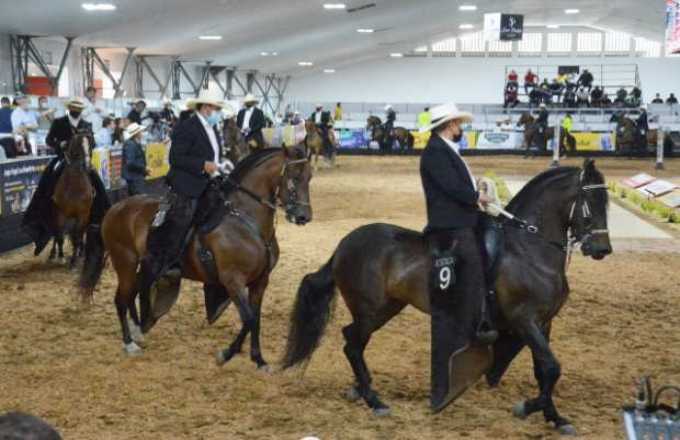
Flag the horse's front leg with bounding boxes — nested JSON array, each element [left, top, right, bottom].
[[512, 321, 576, 436], [246, 274, 270, 370], [215, 282, 254, 367]]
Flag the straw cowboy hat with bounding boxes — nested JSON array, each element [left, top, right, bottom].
[[384, 104, 393, 111], [186, 89, 225, 110], [420, 103, 473, 133], [124, 123, 146, 141], [222, 103, 236, 119], [243, 94, 258, 104], [65, 98, 86, 110]]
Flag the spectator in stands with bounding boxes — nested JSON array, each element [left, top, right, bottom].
[[637, 106, 649, 134], [334, 102, 343, 121], [591, 86, 604, 108], [549, 78, 564, 104], [626, 87, 642, 107], [37, 96, 56, 130], [11, 95, 38, 135], [113, 117, 125, 145], [539, 80, 552, 104], [0, 96, 12, 134], [507, 69, 518, 84], [127, 100, 146, 125], [503, 82, 519, 109], [291, 111, 303, 125], [95, 117, 115, 148], [601, 94, 613, 108], [524, 69, 538, 95], [83, 86, 104, 132], [667, 93, 678, 105], [576, 87, 590, 108], [651, 93, 664, 104], [528, 87, 542, 107], [160, 100, 177, 126], [615, 87, 628, 107], [122, 123, 149, 196], [563, 86, 577, 108], [577, 69, 594, 92]]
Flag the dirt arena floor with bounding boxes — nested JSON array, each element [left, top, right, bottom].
[[1, 155, 679, 439]]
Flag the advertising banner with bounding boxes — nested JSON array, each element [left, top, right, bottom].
[[146, 143, 169, 180], [476, 131, 523, 149], [572, 132, 603, 151], [336, 129, 369, 149], [0, 158, 51, 217], [109, 149, 123, 189], [91, 148, 111, 189]]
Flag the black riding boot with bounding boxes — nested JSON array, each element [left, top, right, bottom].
[[22, 159, 62, 255]]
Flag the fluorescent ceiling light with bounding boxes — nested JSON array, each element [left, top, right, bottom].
[[323, 69, 336, 73], [271, 52, 278, 56], [390, 53, 403, 58], [357, 28, 375, 33], [459, 5, 477, 11], [323, 3, 346, 9], [82, 3, 116, 11], [565, 8, 580, 14], [260, 52, 269, 56], [198, 35, 222, 40], [546, 24, 560, 29], [459, 24, 475, 29], [298, 61, 314, 66]]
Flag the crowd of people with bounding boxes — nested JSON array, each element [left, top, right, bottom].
[[503, 68, 678, 110]]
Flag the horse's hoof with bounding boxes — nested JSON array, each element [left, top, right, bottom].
[[558, 424, 577, 436], [344, 386, 361, 402], [123, 342, 143, 356], [512, 401, 528, 419], [372, 406, 391, 417]]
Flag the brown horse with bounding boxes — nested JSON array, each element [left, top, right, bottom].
[[80, 146, 312, 367], [223, 117, 250, 163], [283, 160, 612, 436], [614, 115, 657, 153], [51, 134, 94, 268], [366, 116, 414, 151], [517, 112, 554, 153], [304, 120, 337, 171]]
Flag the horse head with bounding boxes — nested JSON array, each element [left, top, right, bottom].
[[517, 112, 533, 127], [65, 133, 93, 170], [279, 144, 313, 225], [571, 158, 612, 260]]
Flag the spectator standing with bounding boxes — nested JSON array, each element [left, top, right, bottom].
[[576, 87, 590, 108], [524, 69, 537, 95], [334, 102, 343, 121], [417, 107, 432, 129], [113, 117, 125, 145], [0, 96, 13, 134], [667, 93, 678, 105], [127, 100, 146, 125], [36, 96, 56, 130], [651, 93, 664, 104], [122, 123, 149, 196], [95, 117, 116, 148], [83, 86, 105, 131], [160, 100, 177, 126]]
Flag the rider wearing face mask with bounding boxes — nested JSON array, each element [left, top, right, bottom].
[[419, 103, 499, 410], [138, 93, 226, 330], [23, 99, 110, 256], [236, 94, 266, 149]]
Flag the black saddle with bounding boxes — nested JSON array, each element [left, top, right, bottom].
[[479, 215, 505, 283]]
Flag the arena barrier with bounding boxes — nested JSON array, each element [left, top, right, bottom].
[[0, 143, 170, 254]]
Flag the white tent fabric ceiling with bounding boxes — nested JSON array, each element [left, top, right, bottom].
[[0, 0, 667, 75]]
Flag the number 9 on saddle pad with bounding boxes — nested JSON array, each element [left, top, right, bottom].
[[432, 253, 457, 293]]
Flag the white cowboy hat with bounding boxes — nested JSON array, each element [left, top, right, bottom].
[[65, 98, 86, 110], [420, 103, 473, 133], [243, 93, 258, 104], [539, 103, 547, 108], [124, 122, 146, 140], [222, 104, 236, 119], [186, 89, 225, 110], [384, 104, 393, 111]]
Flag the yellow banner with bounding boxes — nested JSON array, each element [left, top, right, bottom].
[[262, 128, 275, 145], [146, 143, 170, 180], [282, 126, 296, 147], [572, 132, 602, 151]]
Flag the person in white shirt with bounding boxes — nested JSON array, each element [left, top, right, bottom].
[[95, 117, 116, 148], [82, 86, 105, 131], [11, 95, 38, 134]]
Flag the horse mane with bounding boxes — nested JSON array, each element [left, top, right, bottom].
[[506, 164, 607, 214], [228, 148, 282, 184], [65, 133, 92, 165]]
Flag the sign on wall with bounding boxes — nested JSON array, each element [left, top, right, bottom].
[[0, 158, 50, 217], [484, 13, 524, 41], [667, 0, 680, 54]]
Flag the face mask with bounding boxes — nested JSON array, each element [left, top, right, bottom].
[[206, 112, 221, 126], [70, 111, 82, 119], [453, 129, 464, 143]]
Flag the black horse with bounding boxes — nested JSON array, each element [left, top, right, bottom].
[[283, 159, 612, 436]]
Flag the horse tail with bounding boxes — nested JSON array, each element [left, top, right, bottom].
[[281, 255, 337, 370], [79, 223, 106, 299]]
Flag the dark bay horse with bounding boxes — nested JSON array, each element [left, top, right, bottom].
[[51, 134, 94, 267], [283, 159, 611, 436], [304, 120, 337, 171], [366, 116, 414, 151], [80, 146, 312, 368], [223, 118, 250, 163], [518, 112, 554, 153]]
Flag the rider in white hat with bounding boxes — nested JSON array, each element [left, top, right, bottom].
[[382, 104, 397, 152], [419, 103, 498, 410], [138, 88, 227, 331], [122, 123, 149, 195], [237, 94, 266, 149]]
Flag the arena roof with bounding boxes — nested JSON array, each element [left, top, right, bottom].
[[0, 0, 668, 75]]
